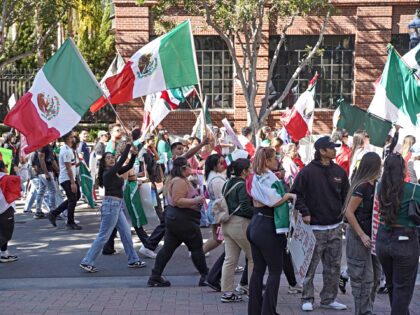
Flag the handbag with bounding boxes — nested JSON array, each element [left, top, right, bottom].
[[408, 185, 420, 225]]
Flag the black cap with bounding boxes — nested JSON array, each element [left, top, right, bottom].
[[314, 136, 341, 151]]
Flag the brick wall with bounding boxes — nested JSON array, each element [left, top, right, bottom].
[[113, 1, 417, 136]]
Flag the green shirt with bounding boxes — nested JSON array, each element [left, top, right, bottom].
[[380, 182, 420, 228], [157, 140, 172, 164]]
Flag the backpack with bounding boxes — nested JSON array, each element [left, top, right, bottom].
[[212, 181, 243, 224]]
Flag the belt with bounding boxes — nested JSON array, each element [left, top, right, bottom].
[[257, 212, 274, 219]]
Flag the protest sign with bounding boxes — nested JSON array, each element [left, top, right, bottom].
[[371, 184, 380, 255], [287, 209, 316, 284], [0, 148, 13, 174], [222, 118, 243, 149]]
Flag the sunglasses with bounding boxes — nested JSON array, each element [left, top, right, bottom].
[[181, 164, 191, 169]]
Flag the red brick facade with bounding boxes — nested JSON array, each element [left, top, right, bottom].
[[112, 0, 418, 136]]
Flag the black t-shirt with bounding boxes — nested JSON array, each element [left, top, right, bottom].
[[352, 182, 375, 235], [33, 145, 55, 174]]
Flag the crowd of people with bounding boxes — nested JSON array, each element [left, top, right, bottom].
[[0, 121, 419, 315]]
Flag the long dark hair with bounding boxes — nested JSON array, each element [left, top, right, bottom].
[[205, 154, 223, 180], [343, 152, 382, 214], [170, 157, 189, 179], [227, 158, 250, 178], [379, 153, 405, 225], [97, 152, 113, 188]]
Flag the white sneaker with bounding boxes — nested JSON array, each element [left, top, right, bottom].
[[235, 284, 249, 295], [321, 301, 347, 310], [288, 284, 303, 294], [302, 302, 313, 311], [139, 245, 157, 259]]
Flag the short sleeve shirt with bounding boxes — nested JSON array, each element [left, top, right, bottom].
[[58, 144, 77, 184], [352, 182, 375, 235]]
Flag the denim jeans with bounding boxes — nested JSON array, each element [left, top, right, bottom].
[[36, 173, 56, 213], [346, 226, 381, 315], [375, 225, 419, 315], [81, 196, 139, 266]]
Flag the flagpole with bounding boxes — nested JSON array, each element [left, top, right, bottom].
[[188, 20, 204, 102]]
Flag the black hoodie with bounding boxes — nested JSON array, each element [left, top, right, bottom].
[[291, 160, 349, 226]]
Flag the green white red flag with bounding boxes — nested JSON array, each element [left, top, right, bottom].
[[368, 46, 420, 137], [281, 73, 318, 142], [4, 39, 103, 154], [104, 20, 199, 105], [142, 86, 194, 134]]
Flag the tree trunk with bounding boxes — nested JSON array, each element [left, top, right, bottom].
[[35, 6, 44, 67]]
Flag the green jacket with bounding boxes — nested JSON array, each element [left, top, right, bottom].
[[223, 177, 253, 219]]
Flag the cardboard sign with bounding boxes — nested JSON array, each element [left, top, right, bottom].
[[222, 118, 243, 149], [287, 210, 316, 284], [371, 183, 380, 255]]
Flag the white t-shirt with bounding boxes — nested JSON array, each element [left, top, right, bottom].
[[59, 144, 77, 184]]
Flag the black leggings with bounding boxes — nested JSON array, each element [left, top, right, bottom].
[[0, 207, 15, 251], [247, 208, 286, 315], [152, 205, 208, 276]]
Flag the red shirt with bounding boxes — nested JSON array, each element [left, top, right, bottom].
[[336, 144, 351, 175]]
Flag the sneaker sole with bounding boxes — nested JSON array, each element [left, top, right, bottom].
[[79, 264, 98, 273], [0, 259, 18, 263], [147, 282, 171, 287], [221, 298, 243, 303], [128, 263, 147, 268], [320, 305, 347, 310]]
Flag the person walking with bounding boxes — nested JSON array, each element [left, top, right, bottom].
[[375, 153, 420, 315], [247, 147, 295, 315], [220, 158, 254, 303], [343, 152, 382, 315], [147, 157, 208, 287], [47, 131, 82, 230], [79, 141, 146, 272], [291, 136, 349, 312]]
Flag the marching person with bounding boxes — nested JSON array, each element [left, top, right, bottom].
[[343, 152, 382, 315], [291, 136, 349, 312], [79, 141, 146, 272], [47, 131, 82, 230]]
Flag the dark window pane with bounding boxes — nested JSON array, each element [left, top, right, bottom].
[[203, 52, 212, 65], [214, 52, 223, 65], [203, 66, 212, 79], [214, 66, 223, 79], [213, 80, 223, 93]]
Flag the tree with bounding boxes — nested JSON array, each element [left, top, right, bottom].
[[0, 0, 71, 72], [141, 0, 332, 132]]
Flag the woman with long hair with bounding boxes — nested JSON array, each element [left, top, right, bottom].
[[281, 143, 300, 188], [220, 158, 254, 303], [349, 130, 370, 180], [79, 142, 146, 272], [148, 157, 208, 287], [343, 152, 382, 315], [400, 135, 416, 183], [203, 154, 227, 254], [375, 153, 420, 315], [247, 147, 295, 315]]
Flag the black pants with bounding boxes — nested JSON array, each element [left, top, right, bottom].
[[376, 225, 419, 315], [207, 251, 249, 286], [52, 180, 81, 224], [247, 208, 286, 315], [102, 228, 118, 254], [0, 207, 15, 251], [152, 205, 208, 276]]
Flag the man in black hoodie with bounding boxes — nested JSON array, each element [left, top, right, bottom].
[[291, 136, 349, 312]]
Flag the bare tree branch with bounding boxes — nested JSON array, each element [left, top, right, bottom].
[[259, 15, 295, 120], [259, 9, 331, 125]]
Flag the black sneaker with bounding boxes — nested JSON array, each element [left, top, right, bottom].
[[128, 261, 146, 268], [198, 274, 208, 287], [0, 255, 18, 263], [221, 293, 243, 303], [66, 223, 82, 230], [147, 275, 171, 287], [80, 263, 98, 273], [339, 274, 348, 294], [33, 212, 46, 219], [378, 286, 388, 294], [46, 212, 57, 227]]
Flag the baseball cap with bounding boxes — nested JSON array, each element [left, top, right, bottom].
[[225, 149, 250, 166], [98, 130, 108, 137], [314, 136, 341, 151]]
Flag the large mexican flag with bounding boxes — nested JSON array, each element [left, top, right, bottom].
[[368, 46, 420, 135], [4, 39, 103, 154], [104, 20, 199, 104]]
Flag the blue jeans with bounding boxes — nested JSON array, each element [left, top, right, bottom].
[[24, 178, 49, 212], [36, 173, 56, 213], [81, 196, 139, 266]]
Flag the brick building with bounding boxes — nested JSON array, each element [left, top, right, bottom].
[[112, 0, 418, 136]]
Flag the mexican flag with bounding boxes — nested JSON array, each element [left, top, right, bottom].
[[4, 39, 103, 154], [281, 73, 318, 142], [123, 181, 148, 228], [142, 85, 195, 134], [246, 172, 290, 233], [79, 162, 96, 208], [191, 96, 212, 140], [368, 46, 420, 136], [104, 20, 199, 105], [90, 53, 126, 113], [0, 173, 21, 212]]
